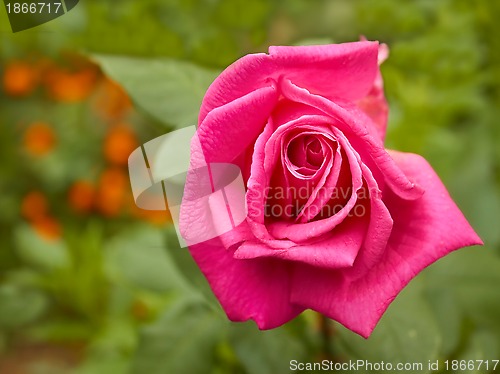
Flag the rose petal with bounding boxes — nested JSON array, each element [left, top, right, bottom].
[[356, 41, 389, 140], [345, 163, 393, 279], [279, 130, 335, 218], [234, 214, 367, 269], [271, 99, 326, 129], [296, 139, 341, 222], [280, 78, 424, 200], [198, 85, 279, 165], [188, 237, 303, 329], [200, 41, 380, 123], [268, 42, 379, 101], [268, 122, 364, 242], [356, 81, 388, 141], [290, 151, 482, 338], [247, 116, 332, 226], [245, 119, 297, 247]]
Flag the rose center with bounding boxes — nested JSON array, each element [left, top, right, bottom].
[[286, 134, 334, 176], [304, 137, 323, 167]]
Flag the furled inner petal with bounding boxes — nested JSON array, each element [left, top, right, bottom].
[[283, 132, 331, 180], [246, 114, 361, 246], [278, 130, 338, 222], [286, 134, 326, 174], [231, 113, 391, 269], [285, 133, 342, 223], [267, 120, 364, 242], [235, 116, 372, 267], [279, 78, 424, 200], [305, 136, 324, 166], [260, 119, 335, 226], [266, 123, 339, 222], [297, 145, 343, 223], [245, 118, 297, 248]]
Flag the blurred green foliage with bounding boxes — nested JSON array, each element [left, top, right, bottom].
[[1, 0, 499, 373]]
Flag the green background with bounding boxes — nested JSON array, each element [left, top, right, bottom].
[[0, 0, 499, 373]]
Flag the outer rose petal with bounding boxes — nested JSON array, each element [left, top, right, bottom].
[[345, 163, 393, 279], [356, 77, 388, 141], [290, 151, 482, 338], [356, 41, 389, 140], [199, 41, 379, 124], [188, 237, 303, 329], [198, 85, 279, 165], [268, 43, 378, 101], [234, 215, 367, 269]]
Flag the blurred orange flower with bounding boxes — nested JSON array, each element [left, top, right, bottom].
[[21, 191, 61, 240], [131, 299, 151, 321], [94, 78, 132, 120], [131, 204, 172, 226], [2, 60, 39, 97], [104, 124, 138, 166], [23, 122, 57, 156], [21, 191, 48, 222], [68, 181, 95, 214], [96, 168, 128, 217], [33, 216, 62, 240], [44, 66, 98, 102]]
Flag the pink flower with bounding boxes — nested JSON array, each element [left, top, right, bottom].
[[181, 41, 482, 337]]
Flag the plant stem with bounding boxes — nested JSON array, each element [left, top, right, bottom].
[[318, 314, 335, 360]]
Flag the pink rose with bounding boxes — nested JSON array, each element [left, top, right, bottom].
[[181, 41, 482, 337]]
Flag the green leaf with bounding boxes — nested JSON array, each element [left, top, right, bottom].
[[214, 0, 271, 30], [90, 318, 137, 354], [452, 151, 500, 248], [424, 248, 500, 333], [75, 319, 136, 374], [91, 55, 219, 128], [104, 225, 190, 294], [0, 285, 48, 329], [424, 288, 462, 357], [14, 225, 71, 271], [26, 319, 94, 342], [292, 37, 335, 46], [76, 356, 131, 374], [164, 227, 222, 312], [455, 329, 499, 373], [337, 278, 440, 374], [131, 299, 226, 374], [229, 322, 305, 374]]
